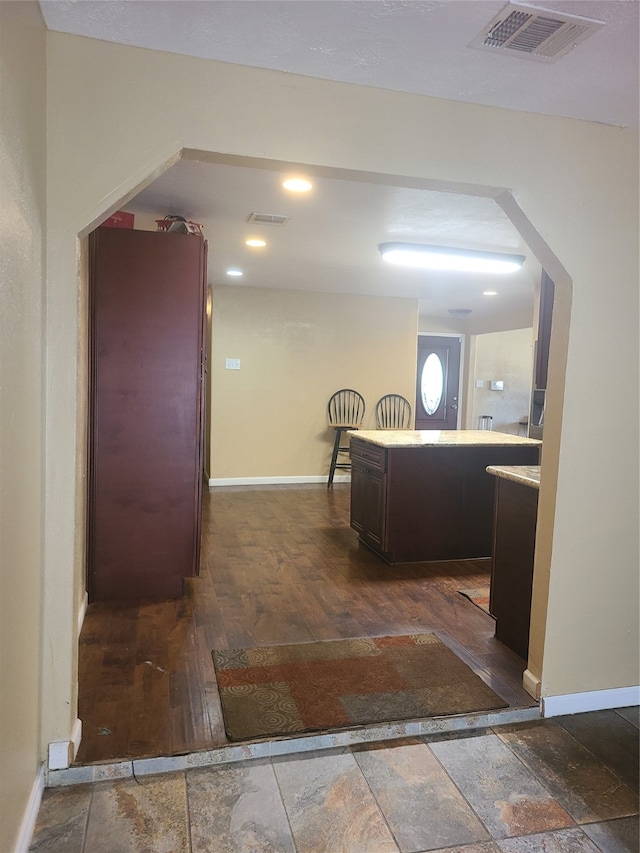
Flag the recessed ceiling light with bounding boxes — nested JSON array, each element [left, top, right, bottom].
[[282, 177, 313, 193], [245, 238, 267, 248], [379, 243, 525, 274], [226, 269, 243, 277], [483, 291, 498, 296]]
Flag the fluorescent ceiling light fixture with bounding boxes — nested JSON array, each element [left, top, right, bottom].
[[226, 268, 243, 277], [483, 291, 498, 296], [245, 238, 267, 247], [282, 177, 313, 192], [379, 243, 525, 274]]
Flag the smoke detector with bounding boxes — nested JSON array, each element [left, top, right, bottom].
[[468, 2, 604, 62]]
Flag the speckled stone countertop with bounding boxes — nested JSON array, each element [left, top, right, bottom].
[[348, 430, 542, 448], [486, 465, 541, 489]]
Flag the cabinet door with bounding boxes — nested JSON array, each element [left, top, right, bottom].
[[363, 467, 387, 550], [88, 228, 206, 601], [350, 459, 367, 535], [350, 445, 388, 553]]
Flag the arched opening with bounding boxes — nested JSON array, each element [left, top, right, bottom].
[[74, 149, 570, 764]]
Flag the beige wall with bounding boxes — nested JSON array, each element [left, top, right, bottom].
[[0, 3, 46, 850], [210, 286, 418, 480], [467, 328, 534, 434], [40, 33, 638, 766], [418, 314, 467, 335]]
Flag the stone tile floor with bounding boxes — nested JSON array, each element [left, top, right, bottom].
[[30, 708, 639, 853]]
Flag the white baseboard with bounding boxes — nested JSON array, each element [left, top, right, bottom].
[[12, 764, 44, 853], [542, 685, 640, 718], [208, 475, 351, 487]]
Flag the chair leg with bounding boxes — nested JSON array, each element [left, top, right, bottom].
[[327, 427, 343, 487]]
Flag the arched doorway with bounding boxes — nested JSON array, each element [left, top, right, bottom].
[[73, 151, 569, 763]]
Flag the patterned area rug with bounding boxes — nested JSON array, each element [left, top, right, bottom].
[[458, 587, 492, 616], [212, 633, 507, 741]]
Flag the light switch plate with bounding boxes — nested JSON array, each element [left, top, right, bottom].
[[490, 380, 504, 390], [475, 379, 484, 388], [225, 358, 241, 370]]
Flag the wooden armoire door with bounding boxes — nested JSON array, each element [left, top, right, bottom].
[[88, 227, 207, 601]]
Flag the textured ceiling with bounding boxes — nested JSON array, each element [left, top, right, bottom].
[[39, 0, 639, 127], [130, 157, 539, 328]]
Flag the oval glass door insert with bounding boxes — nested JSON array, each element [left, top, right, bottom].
[[421, 352, 444, 415]]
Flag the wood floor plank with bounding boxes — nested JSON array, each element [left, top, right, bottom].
[[76, 483, 535, 764]]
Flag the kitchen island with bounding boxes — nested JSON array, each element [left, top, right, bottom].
[[487, 464, 541, 659], [349, 430, 541, 564]]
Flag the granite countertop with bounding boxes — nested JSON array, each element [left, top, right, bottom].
[[486, 465, 541, 489], [348, 430, 542, 449]]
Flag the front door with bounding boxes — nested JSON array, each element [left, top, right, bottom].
[[415, 335, 461, 430]]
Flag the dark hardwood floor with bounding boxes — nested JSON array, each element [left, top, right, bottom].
[[76, 484, 535, 765]]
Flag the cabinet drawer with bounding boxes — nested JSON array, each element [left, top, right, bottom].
[[350, 439, 387, 472]]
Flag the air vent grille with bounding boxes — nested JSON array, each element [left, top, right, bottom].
[[247, 212, 290, 226], [468, 2, 604, 62]]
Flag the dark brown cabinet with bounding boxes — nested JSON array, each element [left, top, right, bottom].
[[88, 227, 207, 601], [529, 271, 555, 439], [489, 476, 538, 659], [350, 440, 387, 551], [535, 271, 555, 392], [350, 437, 540, 564]]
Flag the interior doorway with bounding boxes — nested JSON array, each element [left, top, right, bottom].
[[75, 151, 565, 768]]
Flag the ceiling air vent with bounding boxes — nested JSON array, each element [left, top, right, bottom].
[[247, 212, 290, 226], [468, 2, 604, 62]]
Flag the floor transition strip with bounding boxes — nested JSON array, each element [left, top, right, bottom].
[[47, 704, 541, 787]]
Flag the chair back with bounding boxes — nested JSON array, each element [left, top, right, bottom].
[[375, 394, 412, 429], [327, 389, 366, 427]]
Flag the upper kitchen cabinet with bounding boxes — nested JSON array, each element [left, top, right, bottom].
[[529, 271, 555, 440], [88, 227, 208, 602], [535, 270, 555, 391]]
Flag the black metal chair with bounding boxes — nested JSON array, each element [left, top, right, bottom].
[[375, 394, 412, 429], [327, 389, 365, 487]]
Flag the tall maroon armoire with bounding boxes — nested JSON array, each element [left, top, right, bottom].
[[88, 227, 207, 601]]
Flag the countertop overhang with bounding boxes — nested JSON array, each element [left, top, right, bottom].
[[348, 430, 542, 449], [486, 464, 541, 489]]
